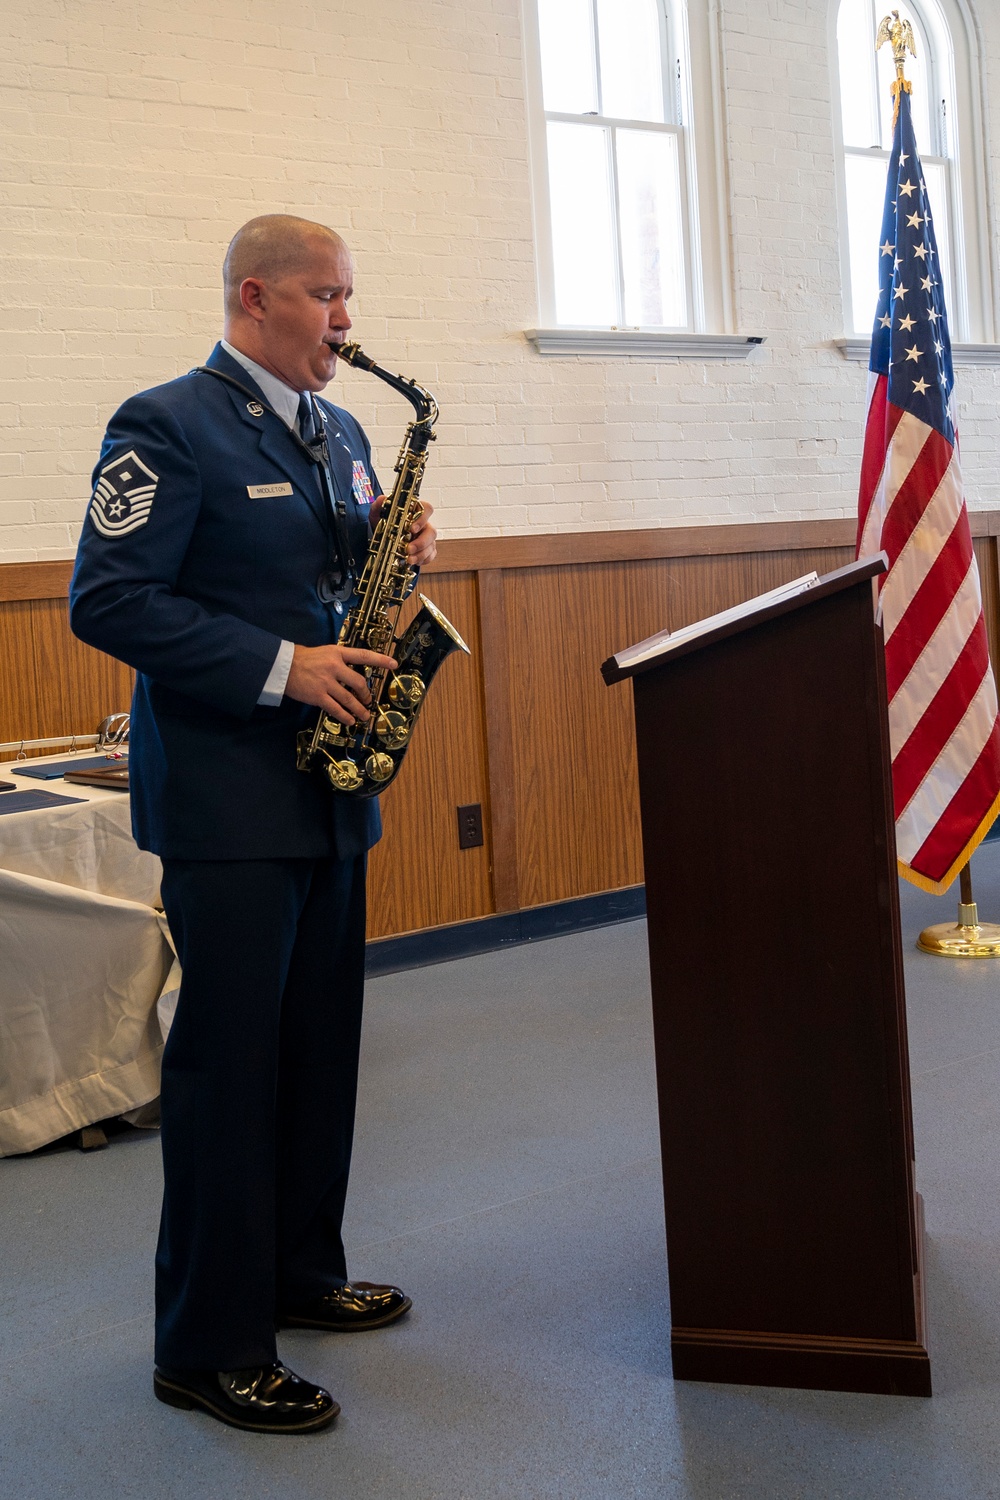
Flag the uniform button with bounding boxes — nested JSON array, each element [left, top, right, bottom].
[[334, 602, 344, 614]]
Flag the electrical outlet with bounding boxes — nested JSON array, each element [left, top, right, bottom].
[[456, 803, 484, 850]]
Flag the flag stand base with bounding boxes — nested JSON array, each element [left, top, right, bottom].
[[917, 902, 1000, 958]]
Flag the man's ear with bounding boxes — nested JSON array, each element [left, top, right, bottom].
[[239, 278, 267, 322]]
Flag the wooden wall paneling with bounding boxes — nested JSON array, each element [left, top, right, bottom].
[[476, 569, 520, 912], [427, 519, 859, 574], [1, 517, 987, 601], [5, 518, 1000, 939], [620, 558, 684, 656], [504, 561, 646, 909], [615, 547, 856, 661], [0, 599, 44, 744], [366, 571, 494, 939], [738, 547, 855, 600], [657, 553, 759, 634], [973, 537, 1000, 673], [614, 560, 690, 893], [30, 597, 134, 739], [0, 560, 74, 603]]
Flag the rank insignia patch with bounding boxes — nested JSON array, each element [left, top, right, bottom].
[[351, 460, 375, 508], [90, 451, 159, 537]]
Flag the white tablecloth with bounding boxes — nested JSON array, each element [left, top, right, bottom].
[[0, 755, 178, 1155]]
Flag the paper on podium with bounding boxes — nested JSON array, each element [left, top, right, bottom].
[[612, 571, 820, 674]]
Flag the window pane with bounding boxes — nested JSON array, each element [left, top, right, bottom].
[[617, 129, 686, 326], [922, 160, 953, 323], [537, 0, 598, 114], [875, 3, 932, 154], [547, 122, 618, 324], [837, 0, 879, 148], [596, 0, 665, 124], [844, 151, 892, 333]]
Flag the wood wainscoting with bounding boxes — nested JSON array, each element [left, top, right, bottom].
[[4, 516, 1000, 940]]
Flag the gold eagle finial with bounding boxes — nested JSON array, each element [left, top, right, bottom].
[[877, 10, 917, 122]]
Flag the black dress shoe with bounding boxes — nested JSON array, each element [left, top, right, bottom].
[[153, 1361, 339, 1433], [279, 1281, 412, 1332]]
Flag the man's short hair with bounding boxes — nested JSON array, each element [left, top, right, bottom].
[[223, 215, 347, 315]]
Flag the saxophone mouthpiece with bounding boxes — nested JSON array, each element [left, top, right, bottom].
[[337, 342, 376, 371]]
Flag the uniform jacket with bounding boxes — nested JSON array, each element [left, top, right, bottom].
[[70, 342, 382, 861]]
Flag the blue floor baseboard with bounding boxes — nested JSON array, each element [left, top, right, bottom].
[[365, 885, 647, 976]]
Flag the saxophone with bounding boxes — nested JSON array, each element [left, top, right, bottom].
[[296, 342, 470, 797]]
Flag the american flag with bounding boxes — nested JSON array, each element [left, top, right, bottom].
[[856, 86, 1000, 893]]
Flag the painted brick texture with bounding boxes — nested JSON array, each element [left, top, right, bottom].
[[0, 0, 998, 559]]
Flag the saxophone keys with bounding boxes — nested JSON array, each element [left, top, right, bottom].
[[366, 751, 395, 784], [388, 673, 425, 707], [375, 710, 410, 750], [326, 758, 364, 792]]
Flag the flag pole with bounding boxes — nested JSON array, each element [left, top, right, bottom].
[[917, 859, 1000, 957], [863, 17, 1000, 954]]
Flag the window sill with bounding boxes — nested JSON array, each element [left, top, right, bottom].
[[524, 329, 766, 360], [834, 338, 1000, 367]]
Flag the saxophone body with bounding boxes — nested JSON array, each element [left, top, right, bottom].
[[296, 343, 470, 798]]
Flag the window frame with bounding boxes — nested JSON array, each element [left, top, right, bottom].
[[830, 0, 995, 342], [521, 0, 733, 335]]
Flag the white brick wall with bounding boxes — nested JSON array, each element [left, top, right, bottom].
[[1, 0, 998, 559]]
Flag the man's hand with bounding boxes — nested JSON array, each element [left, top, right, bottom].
[[369, 497, 438, 567], [285, 643, 397, 724]]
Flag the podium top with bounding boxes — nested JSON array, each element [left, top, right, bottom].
[[602, 553, 886, 685]]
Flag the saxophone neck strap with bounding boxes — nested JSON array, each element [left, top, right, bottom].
[[192, 365, 327, 468], [193, 366, 357, 603]]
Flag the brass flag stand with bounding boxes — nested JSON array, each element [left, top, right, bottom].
[[917, 861, 1000, 958]]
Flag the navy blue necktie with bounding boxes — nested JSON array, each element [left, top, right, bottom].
[[297, 393, 320, 447]]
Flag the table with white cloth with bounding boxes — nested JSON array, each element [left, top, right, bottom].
[[0, 752, 178, 1156]]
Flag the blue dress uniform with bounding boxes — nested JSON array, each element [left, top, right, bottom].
[[71, 342, 383, 1370]]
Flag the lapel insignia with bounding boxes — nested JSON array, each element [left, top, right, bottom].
[[246, 401, 264, 416], [351, 460, 375, 507], [89, 450, 158, 537]]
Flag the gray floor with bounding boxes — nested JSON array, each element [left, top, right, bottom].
[[5, 853, 1000, 1499]]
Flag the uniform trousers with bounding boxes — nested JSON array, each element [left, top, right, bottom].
[[154, 853, 367, 1371]]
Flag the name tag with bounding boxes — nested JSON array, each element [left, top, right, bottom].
[[247, 482, 294, 499]]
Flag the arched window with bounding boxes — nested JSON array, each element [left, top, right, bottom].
[[833, 0, 992, 341], [524, 0, 709, 332]]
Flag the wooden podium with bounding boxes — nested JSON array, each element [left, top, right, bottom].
[[603, 556, 931, 1396]]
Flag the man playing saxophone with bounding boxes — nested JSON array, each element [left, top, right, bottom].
[[70, 214, 436, 1434]]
